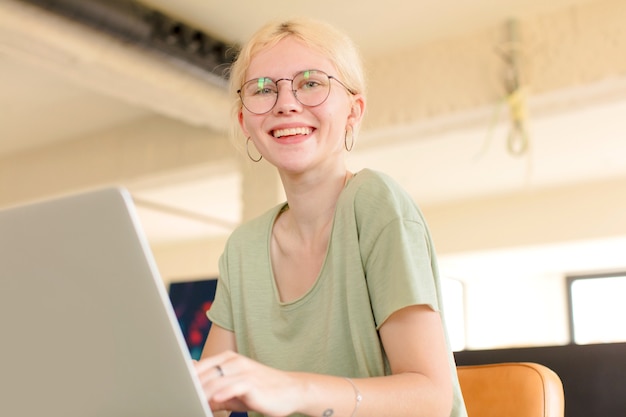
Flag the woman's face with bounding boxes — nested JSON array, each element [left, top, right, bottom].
[[238, 37, 365, 176]]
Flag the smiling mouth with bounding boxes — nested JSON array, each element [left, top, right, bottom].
[[272, 127, 313, 138]]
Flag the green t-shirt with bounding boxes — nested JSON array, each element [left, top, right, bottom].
[[208, 169, 467, 417]]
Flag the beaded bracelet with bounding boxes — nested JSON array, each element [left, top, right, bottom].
[[344, 377, 362, 417]]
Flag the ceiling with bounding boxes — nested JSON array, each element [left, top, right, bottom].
[[2, 0, 625, 278]]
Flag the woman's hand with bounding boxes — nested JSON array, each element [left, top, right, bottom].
[[194, 350, 302, 417]]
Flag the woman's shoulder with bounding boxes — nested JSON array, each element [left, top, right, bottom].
[[350, 169, 417, 209], [352, 168, 393, 185]]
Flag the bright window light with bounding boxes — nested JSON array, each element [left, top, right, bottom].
[[568, 274, 626, 344]]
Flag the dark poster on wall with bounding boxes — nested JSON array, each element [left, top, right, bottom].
[[168, 278, 248, 417], [168, 278, 217, 360]]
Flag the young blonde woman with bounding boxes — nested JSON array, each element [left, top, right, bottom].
[[195, 18, 468, 417]]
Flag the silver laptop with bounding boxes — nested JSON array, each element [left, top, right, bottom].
[[0, 188, 213, 417]]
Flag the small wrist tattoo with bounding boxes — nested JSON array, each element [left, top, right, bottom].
[[322, 409, 334, 417]]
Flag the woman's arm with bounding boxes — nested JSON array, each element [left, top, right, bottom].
[[373, 304, 453, 416], [201, 323, 237, 359], [197, 324, 237, 416]]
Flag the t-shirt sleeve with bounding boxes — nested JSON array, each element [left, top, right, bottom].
[[354, 173, 440, 329], [364, 218, 440, 329], [206, 248, 235, 331]]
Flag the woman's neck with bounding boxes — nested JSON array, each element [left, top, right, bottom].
[[277, 169, 352, 242]]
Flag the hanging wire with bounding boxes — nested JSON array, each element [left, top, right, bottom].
[[506, 86, 530, 156], [476, 19, 531, 160]]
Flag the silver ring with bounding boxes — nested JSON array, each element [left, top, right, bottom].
[[215, 365, 224, 377]]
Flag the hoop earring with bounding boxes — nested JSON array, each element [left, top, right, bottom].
[[246, 137, 262, 162], [344, 127, 355, 152]]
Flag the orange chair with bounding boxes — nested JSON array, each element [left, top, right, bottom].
[[457, 362, 565, 417]]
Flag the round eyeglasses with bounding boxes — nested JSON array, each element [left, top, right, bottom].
[[237, 69, 355, 115]]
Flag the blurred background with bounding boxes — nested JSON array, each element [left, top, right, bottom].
[[1, 0, 625, 351]]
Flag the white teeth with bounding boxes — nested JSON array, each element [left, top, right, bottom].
[[273, 127, 312, 138]]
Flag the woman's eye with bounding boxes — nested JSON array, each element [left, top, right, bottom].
[[247, 78, 277, 96], [298, 79, 324, 91], [250, 85, 277, 96]]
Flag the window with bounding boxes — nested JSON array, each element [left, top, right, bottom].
[[442, 277, 466, 351], [567, 272, 626, 344]]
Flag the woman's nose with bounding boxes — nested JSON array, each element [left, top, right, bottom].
[[273, 81, 302, 114]]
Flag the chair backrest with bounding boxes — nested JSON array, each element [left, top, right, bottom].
[[457, 362, 564, 417]]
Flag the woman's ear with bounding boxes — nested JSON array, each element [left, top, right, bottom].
[[348, 94, 366, 126], [238, 109, 250, 137]]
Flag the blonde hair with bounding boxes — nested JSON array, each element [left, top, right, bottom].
[[227, 18, 366, 148]]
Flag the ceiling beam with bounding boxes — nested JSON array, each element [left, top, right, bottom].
[[0, 0, 231, 130]]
